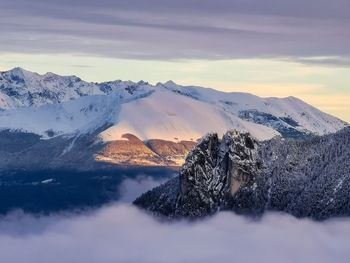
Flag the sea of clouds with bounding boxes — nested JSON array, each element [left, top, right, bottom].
[[0, 176, 349, 263]]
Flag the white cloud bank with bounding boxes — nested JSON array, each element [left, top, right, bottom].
[[0, 176, 348, 263], [0, 204, 350, 263]]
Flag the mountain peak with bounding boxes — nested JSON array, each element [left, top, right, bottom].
[[163, 80, 177, 86], [137, 80, 149, 86], [9, 67, 25, 73], [6, 67, 33, 76], [43, 71, 60, 77], [1, 67, 40, 84]]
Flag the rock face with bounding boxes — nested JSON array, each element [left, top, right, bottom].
[[134, 127, 350, 220], [175, 131, 260, 217], [134, 131, 262, 217]]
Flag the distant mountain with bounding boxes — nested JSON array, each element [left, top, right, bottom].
[[0, 67, 348, 169], [134, 127, 350, 220]]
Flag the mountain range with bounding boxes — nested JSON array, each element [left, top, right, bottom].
[[0, 67, 348, 170]]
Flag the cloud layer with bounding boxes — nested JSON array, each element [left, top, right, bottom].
[[1, 204, 350, 263], [1, 0, 350, 62], [0, 175, 349, 263]]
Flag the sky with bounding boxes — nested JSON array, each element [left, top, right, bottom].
[[0, 0, 349, 121]]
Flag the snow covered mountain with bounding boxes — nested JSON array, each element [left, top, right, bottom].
[[0, 67, 348, 168], [0, 67, 103, 109], [135, 127, 350, 220]]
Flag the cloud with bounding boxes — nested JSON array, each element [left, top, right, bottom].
[[1, 0, 350, 62], [118, 176, 168, 203], [0, 174, 349, 263], [0, 204, 350, 263], [286, 57, 350, 68]]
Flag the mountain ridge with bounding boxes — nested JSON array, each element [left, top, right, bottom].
[[0, 67, 348, 168]]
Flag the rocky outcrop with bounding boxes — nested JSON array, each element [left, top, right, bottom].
[[174, 131, 260, 217], [134, 127, 350, 220], [134, 130, 262, 217]]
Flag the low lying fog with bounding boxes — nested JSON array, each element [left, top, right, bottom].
[[0, 177, 349, 263]]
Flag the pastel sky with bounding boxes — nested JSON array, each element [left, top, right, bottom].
[[0, 0, 349, 121]]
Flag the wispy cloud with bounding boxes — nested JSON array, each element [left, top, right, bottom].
[[286, 57, 350, 68], [1, 0, 350, 62]]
